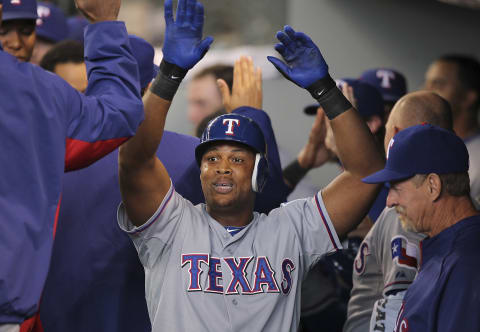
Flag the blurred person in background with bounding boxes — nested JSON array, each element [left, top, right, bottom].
[[0, 0, 37, 62], [360, 68, 408, 121], [31, 1, 69, 64], [424, 54, 480, 209], [40, 40, 87, 92], [188, 64, 233, 128]]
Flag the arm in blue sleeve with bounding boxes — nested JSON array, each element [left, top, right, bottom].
[[232, 107, 292, 213], [65, 21, 144, 171]]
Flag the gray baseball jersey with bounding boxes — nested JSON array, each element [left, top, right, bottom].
[[343, 207, 425, 332], [118, 182, 342, 332]]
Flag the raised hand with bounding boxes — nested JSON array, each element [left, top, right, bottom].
[[267, 25, 328, 89], [217, 56, 262, 113], [74, 0, 120, 23], [298, 107, 333, 169], [163, 0, 214, 70]]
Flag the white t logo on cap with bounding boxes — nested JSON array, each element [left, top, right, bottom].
[[387, 138, 395, 159], [11, 0, 21, 5], [377, 70, 395, 89], [223, 119, 240, 136]]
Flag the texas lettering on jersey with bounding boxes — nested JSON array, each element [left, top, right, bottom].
[[181, 254, 296, 295]]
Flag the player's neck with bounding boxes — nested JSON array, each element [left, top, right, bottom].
[[207, 202, 255, 227], [454, 110, 479, 140], [427, 195, 477, 238]]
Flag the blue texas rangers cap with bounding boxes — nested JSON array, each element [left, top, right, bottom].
[[128, 35, 158, 90], [304, 78, 384, 120], [36, 2, 68, 43], [195, 112, 266, 165], [2, 0, 38, 21], [362, 124, 469, 184], [360, 68, 407, 103]]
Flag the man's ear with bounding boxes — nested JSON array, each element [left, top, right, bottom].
[[426, 173, 442, 201]]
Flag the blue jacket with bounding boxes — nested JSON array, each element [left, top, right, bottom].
[[395, 215, 480, 332], [0, 21, 143, 323], [39, 108, 291, 331]]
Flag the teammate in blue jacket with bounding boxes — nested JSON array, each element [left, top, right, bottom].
[[0, 0, 144, 329], [363, 124, 480, 332]]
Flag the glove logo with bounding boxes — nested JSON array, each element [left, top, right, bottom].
[[223, 119, 240, 136]]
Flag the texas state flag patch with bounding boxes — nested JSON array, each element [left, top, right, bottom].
[[391, 236, 418, 270]]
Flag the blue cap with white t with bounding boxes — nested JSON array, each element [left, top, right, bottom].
[[2, 0, 38, 21], [362, 124, 469, 184], [360, 68, 407, 103]]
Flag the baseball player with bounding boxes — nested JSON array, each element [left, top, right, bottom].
[[363, 123, 480, 332], [343, 91, 454, 332], [38, 43, 288, 332], [117, 0, 384, 330], [0, 0, 144, 329], [30, 1, 69, 64]]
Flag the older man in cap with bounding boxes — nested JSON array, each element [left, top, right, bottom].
[[362, 123, 480, 332]]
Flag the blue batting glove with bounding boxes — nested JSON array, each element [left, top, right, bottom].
[[163, 0, 214, 70], [267, 25, 328, 89]]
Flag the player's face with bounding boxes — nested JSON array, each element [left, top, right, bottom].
[[187, 75, 223, 126], [54, 62, 88, 93], [424, 61, 464, 114], [200, 142, 256, 213], [386, 178, 429, 234], [0, 19, 36, 62]]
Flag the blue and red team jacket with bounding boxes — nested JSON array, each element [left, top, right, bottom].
[[38, 107, 291, 331], [0, 21, 143, 324], [395, 215, 480, 332]]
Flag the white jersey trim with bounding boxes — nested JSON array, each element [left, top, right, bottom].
[[118, 180, 175, 235], [315, 191, 342, 251]]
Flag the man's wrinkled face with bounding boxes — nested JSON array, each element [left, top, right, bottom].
[[387, 177, 428, 233], [200, 142, 255, 212], [188, 75, 223, 127], [0, 19, 36, 61]]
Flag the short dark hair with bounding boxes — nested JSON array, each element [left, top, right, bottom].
[[437, 54, 480, 111], [414, 172, 470, 197], [40, 40, 84, 73], [193, 64, 234, 91]]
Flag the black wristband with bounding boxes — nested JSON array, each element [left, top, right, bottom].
[[307, 75, 352, 120], [150, 60, 188, 101], [283, 159, 309, 188]]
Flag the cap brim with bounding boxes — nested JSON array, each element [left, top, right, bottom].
[[303, 104, 319, 115], [362, 168, 412, 184], [2, 12, 38, 21]]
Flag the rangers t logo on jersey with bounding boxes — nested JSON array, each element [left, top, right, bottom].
[[391, 236, 418, 270], [223, 119, 240, 136]]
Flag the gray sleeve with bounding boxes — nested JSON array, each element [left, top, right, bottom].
[[280, 191, 342, 270], [117, 182, 185, 268]]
